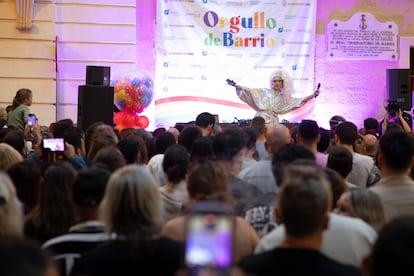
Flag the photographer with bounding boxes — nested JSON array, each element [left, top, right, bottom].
[[379, 100, 412, 137]]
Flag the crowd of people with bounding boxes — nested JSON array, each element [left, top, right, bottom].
[[1, 86, 414, 276]]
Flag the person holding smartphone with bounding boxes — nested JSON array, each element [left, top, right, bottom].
[[227, 70, 320, 124], [7, 88, 33, 131]]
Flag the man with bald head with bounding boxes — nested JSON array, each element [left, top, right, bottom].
[[239, 123, 292, 193], [360, 134, 378, 158]]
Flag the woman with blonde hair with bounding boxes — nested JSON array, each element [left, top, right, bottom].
[[334, 189, 386, 232], [161, 160, 259, 264], [71, 165, 183, 276], [0, 143, 23, 171], [0, 172, 24, 236]]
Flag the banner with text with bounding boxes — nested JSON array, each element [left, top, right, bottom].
[[155, 0, 317, 127]]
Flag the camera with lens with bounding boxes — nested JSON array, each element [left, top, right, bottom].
[[386, 100, 400, 118]]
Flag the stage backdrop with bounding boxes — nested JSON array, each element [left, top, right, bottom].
[[155, 0, 317, 128]]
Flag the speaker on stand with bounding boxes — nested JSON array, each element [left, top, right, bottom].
[[77, 66, 114, 131], [77, 85, 114, 131]]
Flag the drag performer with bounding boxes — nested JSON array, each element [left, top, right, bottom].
[[227, 70, 320, 124]]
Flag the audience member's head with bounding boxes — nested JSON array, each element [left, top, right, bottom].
[[178, 124, 202, 153], [167, 127, 180, 142], [366, 216, 414, 276], [195, 112, 216, 136], [329, 115, 346, 134], [118, 129, 150, 163], [335, 121, 358, 146], [213, 126, 246, 169], [327, 146, 353, 179], [250, 116, 266, 137], [0, 172, 24, 236], [73, 167, 110, 211], [52, 118, 75, 138], [0, 143, 24, 171], [10, 88, 32, 111], [363, 117, 379, 136], [117, 137, 143, 164], [0, 235, 58, 276], [153, 131, 176, 155], [334, 189, 386, 232], [99, 165, 162, 247], [25, 162, 78, 243], [265, 124, 292, 154], [84, 122, 105, 155], [378, 130, 414, 174], [3, 128, 26, 156], [277, 162, 331, 240], [317, 127, 331, 153], [162, 144, 190, 185], [297, 119, 320, 146], [189, 136, 214, 166], [63, 126, 85, 156], [187, 160, 233, 204], [271, 143, 315, 187], [360, 134, 378, 157], [92, 145, 126, 173], [86, 126, 118, 161], [7, 160, 42, 215]]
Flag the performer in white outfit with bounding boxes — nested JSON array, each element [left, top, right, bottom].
[[227, 70, 320, 124]]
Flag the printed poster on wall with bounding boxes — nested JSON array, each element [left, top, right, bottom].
[[155, 0, 317, 128]]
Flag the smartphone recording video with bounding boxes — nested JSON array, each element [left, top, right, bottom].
[[185, 201, 233, 275], [28, 114, 36, 126], [42, 138, 65, 152]]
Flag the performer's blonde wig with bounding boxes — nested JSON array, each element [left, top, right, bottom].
[[269, 69, 293, 98]]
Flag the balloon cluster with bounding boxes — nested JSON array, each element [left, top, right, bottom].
[[112, 72, 154, 130]]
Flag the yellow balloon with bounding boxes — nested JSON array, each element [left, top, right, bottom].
[[117, 89, 126, 100]]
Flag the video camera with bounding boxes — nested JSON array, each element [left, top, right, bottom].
[[386, 100, 400, 118]]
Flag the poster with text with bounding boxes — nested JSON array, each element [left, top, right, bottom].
[[155, 0, 317, 127]]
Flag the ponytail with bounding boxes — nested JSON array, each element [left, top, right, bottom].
[[11, 88, 32, 110]]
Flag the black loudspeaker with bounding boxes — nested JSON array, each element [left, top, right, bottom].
[[77, 85, 114, 131], [86, 66, 111, 86], [386, 68, 412, 111]]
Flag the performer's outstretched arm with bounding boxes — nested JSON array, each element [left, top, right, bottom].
[[299, 88, 320, 105]]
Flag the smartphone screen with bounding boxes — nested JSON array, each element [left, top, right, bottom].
[[185, 211, 233, 270], [28, 114, 36, 126], [42, 138, 65, 152]]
